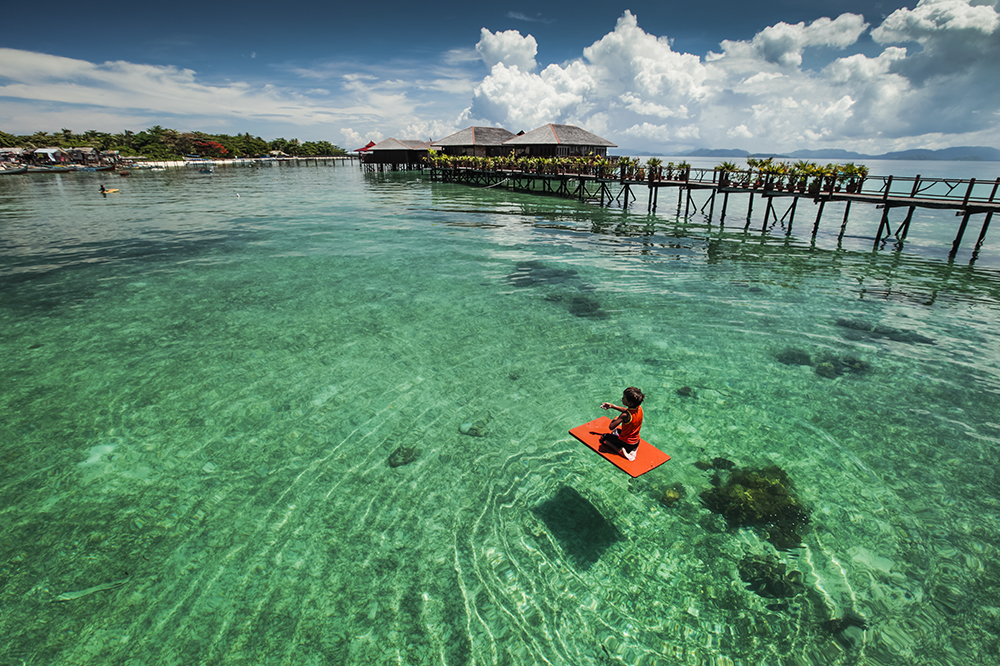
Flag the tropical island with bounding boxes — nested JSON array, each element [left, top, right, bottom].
[[0, 127, 347, 159]]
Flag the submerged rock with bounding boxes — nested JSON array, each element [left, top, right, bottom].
[[822, 610, 869, 649], [775, 347, 812, 366], [694, 457, 735, 471], [676, 386, 695, 397], [507, 261, 580, 288], [387, 446, 420, 468], [711, 457, 735, 470], [738, 555, 805, 598], [567, 294, 607, 319], [835, 318, 934, 345], [459, 421, 486, 437], [815, 354, 871, 379]]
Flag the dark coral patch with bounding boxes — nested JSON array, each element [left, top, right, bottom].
[[775, 347, 812, 366], [700, 465, 810, 549], [738, 555, 805, 598], [388, 446, 420, 468]]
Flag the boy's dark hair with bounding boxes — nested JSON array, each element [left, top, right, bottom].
[[623, 387, 645, 406]]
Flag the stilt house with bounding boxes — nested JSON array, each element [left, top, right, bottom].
[[502, 124, 616, 158], [431, 127, 517, 158]]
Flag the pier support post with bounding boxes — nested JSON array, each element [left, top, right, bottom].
[[874, 207, 891, 248], [839, 201, 852, 240], [812, 199, 826, 237], [949, 179, 978, 257], [762, 196, 774, 231], [950, 211, 973, 258], [786, 197, 798, 236]]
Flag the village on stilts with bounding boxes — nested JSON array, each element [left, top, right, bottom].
[[357, 124, 1000, 264]]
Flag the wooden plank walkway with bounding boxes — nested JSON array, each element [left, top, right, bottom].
[[429, 165, 999, 263]]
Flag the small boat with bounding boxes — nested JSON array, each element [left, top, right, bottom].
[[199, 167, 213, 174], [0, 164, 27, 175], [27, 165, 78, 174], [77, 165, 115, 172]]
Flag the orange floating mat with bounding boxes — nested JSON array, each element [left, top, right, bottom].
[[569, 416, 671, 478]]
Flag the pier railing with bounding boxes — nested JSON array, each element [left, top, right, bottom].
[[428, 160, 999, 263]]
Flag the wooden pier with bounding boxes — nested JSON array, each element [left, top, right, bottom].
[[429, 164, 1000, 263]]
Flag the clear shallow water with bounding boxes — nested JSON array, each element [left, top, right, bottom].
[[2, 164, 1000, 665]]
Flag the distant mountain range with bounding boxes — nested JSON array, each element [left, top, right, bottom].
[[663, 146, 1000, 161]]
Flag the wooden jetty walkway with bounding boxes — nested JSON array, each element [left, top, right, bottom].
[[429, 164, 999, 263]]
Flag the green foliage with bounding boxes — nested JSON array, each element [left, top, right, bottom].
[[0, 127, 346, 158]]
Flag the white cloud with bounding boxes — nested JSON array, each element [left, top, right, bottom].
[[475, 29, 538, 72], [741, 14, 868, 67], [872, 0, 1000, 43], [341, 127, 383, 148], [467, 5, 1000, 153]]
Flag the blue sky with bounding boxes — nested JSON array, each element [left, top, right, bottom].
[[2, 0, 998, 153]]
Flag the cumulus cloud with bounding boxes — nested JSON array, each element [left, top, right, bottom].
[[467, 4, 1000, 153], [475, 29, 538, 72], [719, 14, 867, 68], [872, 0, 1000, 43]]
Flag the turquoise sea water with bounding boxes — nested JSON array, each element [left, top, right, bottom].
[[2, 162, 1000, 665]]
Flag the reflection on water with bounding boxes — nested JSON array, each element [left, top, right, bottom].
[[1, 165, 999, 665]]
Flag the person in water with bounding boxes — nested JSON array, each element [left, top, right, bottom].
[[600, 386, 644, 461]]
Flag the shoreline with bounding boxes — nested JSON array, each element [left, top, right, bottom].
[[132, 156, 358, 168]]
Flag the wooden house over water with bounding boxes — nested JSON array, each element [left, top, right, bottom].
[[503, 124, 616, 158], [362, 138, 433, 171], [32, 147, 70, 165], [66, 146, 101, 165], [431, 126, 516, 157]]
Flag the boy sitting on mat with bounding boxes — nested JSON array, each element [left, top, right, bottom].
[[600, 386, 644, 462]]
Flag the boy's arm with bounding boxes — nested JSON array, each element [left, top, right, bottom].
[[608, 410, 631, 431]]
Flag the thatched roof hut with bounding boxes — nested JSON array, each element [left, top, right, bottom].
[[364, 138, 433, 167], [431, 126, 517, 157], [503, 124, 616, 157]]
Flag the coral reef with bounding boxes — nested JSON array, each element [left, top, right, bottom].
[[659, 483, 686, 508], [700, 465, 810, 548]]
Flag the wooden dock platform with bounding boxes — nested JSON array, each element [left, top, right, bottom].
[[429, 164, 999, 263]]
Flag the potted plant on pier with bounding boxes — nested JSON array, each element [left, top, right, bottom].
[[715, 161, 739, 188], [842, 163, 868, 193], [645, 157, 662, 182], [792, 161, 816, 193]]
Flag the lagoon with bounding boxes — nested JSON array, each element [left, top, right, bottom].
[[2, 162, 999, 665]]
